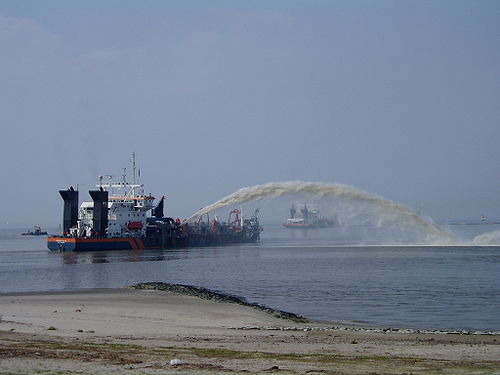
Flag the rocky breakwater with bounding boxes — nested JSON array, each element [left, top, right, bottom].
[[130, 282, 310, 323]]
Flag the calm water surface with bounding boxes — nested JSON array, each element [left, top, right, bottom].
[[0, 224, 499, 331]]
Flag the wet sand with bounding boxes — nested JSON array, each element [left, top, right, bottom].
[[0, 287, 499, 374]]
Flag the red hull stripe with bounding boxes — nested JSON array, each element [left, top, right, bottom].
[[136, 238, 145, 249], [129, 239, 138, 249]]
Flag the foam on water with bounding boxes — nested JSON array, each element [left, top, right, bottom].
[[472, 230, 500, 246], [187, 181, 456, 245]]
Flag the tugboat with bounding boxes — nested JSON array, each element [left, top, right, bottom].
[[282, 203, 336, 229], [47, 154, 262, 252], [22, 226, 48, 236]]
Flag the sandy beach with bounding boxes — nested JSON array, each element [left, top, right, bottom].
[[1, 286, 499, 375]]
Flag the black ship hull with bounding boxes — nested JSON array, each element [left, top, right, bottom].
[[48, 217, 261, 252]]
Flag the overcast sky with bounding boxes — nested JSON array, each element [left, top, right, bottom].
[[0, 0, 498, 227]]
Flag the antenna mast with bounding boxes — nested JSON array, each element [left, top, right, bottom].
[[131, 152, 137, 184]]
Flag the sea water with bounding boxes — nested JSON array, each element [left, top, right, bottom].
[[0, 224, 499, 331]]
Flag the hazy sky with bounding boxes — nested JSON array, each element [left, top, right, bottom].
[[0, 0, 498, 227]]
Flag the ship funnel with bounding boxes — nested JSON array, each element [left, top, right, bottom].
[[153, 196, 164, 218], [89, 188, 108, 238], [59, 187, 79, 234]]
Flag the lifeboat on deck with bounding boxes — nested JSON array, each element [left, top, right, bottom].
[[127, 221, 143, 230]]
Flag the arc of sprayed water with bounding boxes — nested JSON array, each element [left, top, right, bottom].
[[186, 180, 455, 242]]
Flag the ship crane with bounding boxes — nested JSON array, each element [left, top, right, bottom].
[[228, 209, 242, 229], [252, 208, 260, 219]]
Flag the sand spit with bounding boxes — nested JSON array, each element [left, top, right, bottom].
[[0, 287, 499, 374]]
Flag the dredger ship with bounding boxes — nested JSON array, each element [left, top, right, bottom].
[[47, 158, 261, 252], [282, 203, 336, 229]]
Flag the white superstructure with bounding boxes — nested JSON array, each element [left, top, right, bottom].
[[70, 154, 155, 238]]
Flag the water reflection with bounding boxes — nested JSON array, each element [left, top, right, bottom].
[[90, 255, 109, 263], [61, 252, 77, 264], [55, 249, 188, 265], [100, 247, 245, 265]]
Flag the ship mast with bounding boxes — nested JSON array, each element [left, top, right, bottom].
[[131, 152, 138, 197], [95, 153, 142, 199], [131, 152, 137, 185]]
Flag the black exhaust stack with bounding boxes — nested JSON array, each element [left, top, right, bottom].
[[59, 186, 79, 234], [89, 187, 108, 238], [153, 196, 165, 219]]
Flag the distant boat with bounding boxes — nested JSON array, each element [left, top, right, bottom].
[[22, 226, 48, 236], [282, 203, 336, 229]]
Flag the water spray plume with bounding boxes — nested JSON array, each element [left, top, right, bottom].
[[187, 181, 455, 244], [472, 230, 500, 245]]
